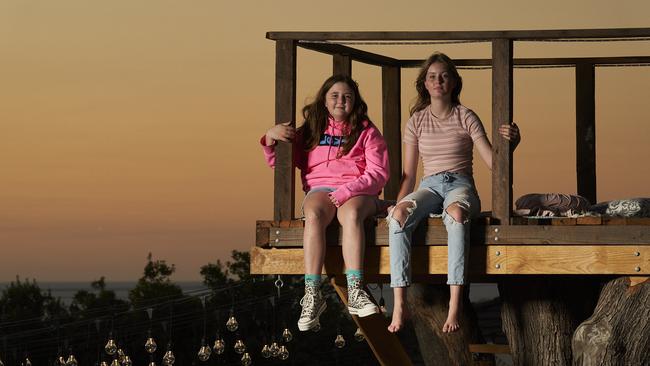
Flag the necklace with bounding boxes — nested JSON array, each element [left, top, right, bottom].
[[429, 105, 453, 120]]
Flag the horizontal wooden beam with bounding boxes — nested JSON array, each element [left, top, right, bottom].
[[250, 245, 648, 275], [298, 42, 400, 67], [468, 344, 511, 354], [399, 56, 650, 68], [260, 221, 650, 247], [267, 28, 650, 41]]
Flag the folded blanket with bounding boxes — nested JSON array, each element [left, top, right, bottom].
[[515, 193, 591, 217], [590, 198, 650, 217]]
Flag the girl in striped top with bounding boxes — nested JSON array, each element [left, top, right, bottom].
[[387, 53, 520, 333]]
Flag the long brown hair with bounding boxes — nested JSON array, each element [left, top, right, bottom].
[[410, 52, 463, 116], [300, 75, 370, 157]]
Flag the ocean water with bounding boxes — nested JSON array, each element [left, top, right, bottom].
[[0, 281, 208, 304]]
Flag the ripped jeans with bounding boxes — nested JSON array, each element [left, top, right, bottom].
[[388, 172, 480, 287]]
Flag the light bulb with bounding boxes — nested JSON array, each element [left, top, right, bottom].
[[334, 334, 346, 348], [269, 342, 280, 357], [197, 345, 211, 362], [58, 356, 66, 366], [145, 337, 157, 353], [105, 338, 117, 355], [240, 353, 252, 366], [261, 344, 272, 358], [0, 357, 4, 366], [213, 338, 225, 354], [162, 350, 175, 366], [117, 349, 126, 363], [233, 339, 246, 354], [122, 356, 133, 366], [100, 362, 109, 366], [279, 345, 289, 360], [148, 361, 156, 366], [111, 359, 120, 366], [25, 359, 33, 366], [354, 327, 365, 342], [226, 316, 239, 332], [282, 328, 293, 342], [66, 355, 78, 366]]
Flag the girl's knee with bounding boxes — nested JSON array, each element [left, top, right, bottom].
[[389, 201, 416, 228], [445, 203, 468, 223]]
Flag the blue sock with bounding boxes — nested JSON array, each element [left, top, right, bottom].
[[346, 269, 363, 290], [305, 274, 322, 289]]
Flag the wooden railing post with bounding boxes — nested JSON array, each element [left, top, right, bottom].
[[491, 38, 514, 225], [576, 62, 597, 204], [274, 40, 297, 221], [381, 66, 401, 201], [333, 54, 352, 76]]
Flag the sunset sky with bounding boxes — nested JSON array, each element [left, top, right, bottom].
[[1, 1, 649, 281]]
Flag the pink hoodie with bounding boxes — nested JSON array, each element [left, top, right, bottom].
[[261, 117, 389, 207]]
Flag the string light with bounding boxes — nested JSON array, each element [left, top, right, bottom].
[[144, 333, 157, 354], [240, 352, 252, 366], [354, 328, 365, 342], [197, 342, 211, 362], [122, 356, 133, 366], [65, 355, 78, 366], [212, 337, 225, 355], [334, 334, 346, 349], [105, 335, 117, 356], [261, 344, 272, 358], [278, 345, 289, 360], [233, 339, 246, 354], [226, 313, 239, 332], [281, 328, 293, 342], [162, 346, 176, 366], [269, 341, 280, 358]]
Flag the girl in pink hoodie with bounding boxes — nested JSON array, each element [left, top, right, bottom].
[[261, 75, 389, 331]]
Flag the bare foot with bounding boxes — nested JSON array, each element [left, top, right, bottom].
[[442, 307, 460, 333], [387, 303, 410, 333], [443, 284, 462, 333]]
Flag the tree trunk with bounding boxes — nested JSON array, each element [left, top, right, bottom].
[[499, 277, 600, 366], [408, 283, 492, 366], [572, 277, 650, 366]]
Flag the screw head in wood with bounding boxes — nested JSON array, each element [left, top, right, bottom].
[[496, 251, 501, 256], [634, 251, 640, 257], [495, 264, 501, 269], [494, 228, 499, 233], [275, 230, 280, 235], [275, 238, 279, 243], [635, 267, 641, 272], [494, 236, 499, 241]]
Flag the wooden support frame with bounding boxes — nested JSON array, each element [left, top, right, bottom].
[[381, 66, 401, 200], [273, 40, 297, 220], [491, 39, 514, 224], [576, 62, 597, 203], [333, 53, 352, 76]]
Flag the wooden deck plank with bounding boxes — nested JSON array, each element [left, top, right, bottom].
[[261, 222, 650, 247], [329, 277, 412, 366], [250, 245, 649, 275]]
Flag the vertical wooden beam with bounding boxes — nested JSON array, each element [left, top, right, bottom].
[[491, 39, 514, 225], [330, 277, 413, 366], [382, 66, 401, 200], [575, 63, 597, 204], [333, 54, 352, 76], [274, 40, 297, 221]]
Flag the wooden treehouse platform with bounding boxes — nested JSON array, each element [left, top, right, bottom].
[[252, 28, 650, 366], [252, 216, 650, 279]]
